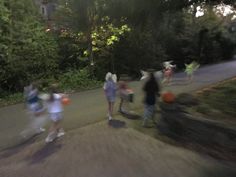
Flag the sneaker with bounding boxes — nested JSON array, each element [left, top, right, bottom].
[[108, 116, 112, 121], [120, 108, 128, 114], [122, 109, 129, 114], [36, 127, 46, 134], [40, 127, 46, 132], [57, 131, 65, 138], [45, 136, 54, 143], [45, 132, 57, 143]]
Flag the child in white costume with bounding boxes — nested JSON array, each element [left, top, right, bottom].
[[45, 85, 66, 143], [104, 72, 117, 121]]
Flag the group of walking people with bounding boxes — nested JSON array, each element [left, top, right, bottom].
[[23, 83, 66, 143], [103, 60, 200, 126], [22, 60, 199, 143], [103, 72, 134, 121], [103, 70, 160, 127]]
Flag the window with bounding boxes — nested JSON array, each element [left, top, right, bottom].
[[42, 7, 45, 15]]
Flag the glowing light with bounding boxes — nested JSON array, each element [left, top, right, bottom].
[[195, 3, 235, 18], [196, 6, 204, 17], [215, 4, 234, 16]]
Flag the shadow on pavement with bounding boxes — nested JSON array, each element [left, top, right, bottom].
[[0, 135, 39, 160], [29, 141, 62, 165], [120, 112, 141, 120], [108, 119, 126, 128]]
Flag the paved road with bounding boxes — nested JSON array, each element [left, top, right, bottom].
[[0, 121, 235, 177], [0, 60, 236, 150]]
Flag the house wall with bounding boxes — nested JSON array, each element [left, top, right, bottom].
[[33, 0, 57, 20]]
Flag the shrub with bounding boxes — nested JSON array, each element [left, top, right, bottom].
[[58, 69, 102, 91]]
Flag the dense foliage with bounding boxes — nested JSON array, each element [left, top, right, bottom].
[[0, 0, 58, 94], [53, 0, 236, 78], [0, 0, 236, 96]]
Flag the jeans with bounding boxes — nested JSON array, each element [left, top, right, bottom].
[[143, 104, 155, 126]]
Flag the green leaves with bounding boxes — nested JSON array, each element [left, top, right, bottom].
[[91, 20, 131, 51], [1, 0, 235, 95], [0, 0, 59, 92], [58, 69, 102, 91]]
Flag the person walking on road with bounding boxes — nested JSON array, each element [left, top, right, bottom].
[[45, 85, 66, 143], [22, 82, 46, 135], [104, 72, 117, 121], [142, 72, 160, 127], [162, 61, 176, 84], [185, 61, 200, 82], [118, 75, 134, 114]]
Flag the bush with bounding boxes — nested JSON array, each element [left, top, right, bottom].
[[58, 69, 102, 91], [0, 69, 102, 107], [176, 93, 199, 106], [196, 104, 211, 114], [0, 92, 23, 107]]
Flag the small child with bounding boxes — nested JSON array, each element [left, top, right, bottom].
[[118, 75, 128, 113], [104, 72, 117, 121], [118, 75, 134, 114], [143, 72, 160, 127], [23, 82, 45, 134], [45, 85, 66, 143], [185, 61, 200, 82], [162, 61, 176, 84]]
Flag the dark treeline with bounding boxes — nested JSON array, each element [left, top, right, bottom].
[[0, 0, 236, 94]]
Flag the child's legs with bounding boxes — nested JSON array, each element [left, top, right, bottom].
[[143, 104, 150, 125], [107, 101, 111, 115], [54, 120, 62, 132], [190, 73, 193, 81], [143, 104, 155, 125], [187, 73, 193, 81], [169, 73, 173, 82], [107, 95, 115, 116], [119, 98, 124, 110], [167, 72, 172, 83], [109, 101, 114, 116], [48, 121, 57, 133], [46, 121, 60, 141], [150, 105, 155, 121], [48, 113, 63, 133]]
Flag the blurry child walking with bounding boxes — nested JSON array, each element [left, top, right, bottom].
[[118, 75, 128, 113], [118, 75, 134, 114], [185, 61, 200, 82], [143, 72, 160, 127], [23, 82, 46, 135], [104, 72, 117, 121], [45, 85, 66, 143], [162, 61, 176, 84]]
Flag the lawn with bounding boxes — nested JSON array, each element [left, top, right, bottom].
[[193, 78, 236, 124]]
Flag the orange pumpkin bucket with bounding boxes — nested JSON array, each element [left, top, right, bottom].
[[161, 92, 175, 103], [62, 97, 70, 105]]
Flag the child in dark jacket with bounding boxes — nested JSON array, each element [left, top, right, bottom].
[[143, 72, 160, 127]]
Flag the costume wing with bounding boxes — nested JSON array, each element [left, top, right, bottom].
[[154, 71, 163, 80], [140, 70, 149, 80], [112, 74, 117, 83], [38, 93, 50, 100], [163, 60, 174, 69], [192, 62, 200, 71]]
